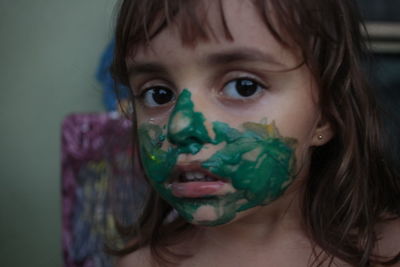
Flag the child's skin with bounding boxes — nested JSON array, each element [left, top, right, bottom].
[[119, 0, 400, 266]]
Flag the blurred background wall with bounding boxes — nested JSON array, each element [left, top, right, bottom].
[[0, 0, 117, 266]]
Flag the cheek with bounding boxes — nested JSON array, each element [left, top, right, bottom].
[[282, 114, 318, 173], [136, 109, 170, 126], [202, 121, 297, 210], [278, 126, 316, 179], [137, 123, 178, 184], [269, 104, 319, 173]]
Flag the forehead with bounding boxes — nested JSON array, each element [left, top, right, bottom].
[[129, 0, 299, 69]]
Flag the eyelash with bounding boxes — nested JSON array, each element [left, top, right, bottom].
[[138, 85, 176, 108], [220, 76, 268, 97], [134, 74, 269, 107]]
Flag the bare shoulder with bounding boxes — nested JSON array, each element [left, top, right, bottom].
[[375, 217, 400, 258], [116, 247, 153, 267]]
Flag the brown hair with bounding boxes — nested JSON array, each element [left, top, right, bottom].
[[110, 0, 400, 266]]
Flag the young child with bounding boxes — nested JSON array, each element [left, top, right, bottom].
[[110, 0, 400, 266]]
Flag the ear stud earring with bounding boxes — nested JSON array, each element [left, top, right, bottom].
[[317, 135, 323, 140]]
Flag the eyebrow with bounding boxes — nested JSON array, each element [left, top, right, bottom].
[[127, 47, 286, 77], [127, 62, 170, 77], [204, 48, 286, 68]]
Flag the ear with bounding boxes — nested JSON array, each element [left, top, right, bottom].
[[311, 116, 334, 146]]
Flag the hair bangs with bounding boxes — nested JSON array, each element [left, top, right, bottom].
[[114, 0, 235, 70], [113, 0, 357, 87]]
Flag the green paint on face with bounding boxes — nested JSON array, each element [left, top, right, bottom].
[[138, 123, 178, 183], [167, 89, 212, 154], [138, 89, 297, 226], [202, 121, 296, 212]]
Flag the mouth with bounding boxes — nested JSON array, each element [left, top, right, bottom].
[[174, 163, 225, 183], [167, 162, 234, 198]]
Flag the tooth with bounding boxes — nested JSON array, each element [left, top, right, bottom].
[[181, 171, 216, 182], [193, 172, 205, 179], [186, 172, 194, 180], [206, 176, 214, 181]]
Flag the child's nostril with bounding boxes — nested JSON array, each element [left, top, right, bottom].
[[188, 137, 201, 144]]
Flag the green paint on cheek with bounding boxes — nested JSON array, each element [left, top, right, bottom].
[[203, 121, 296, 212], [138, 123, 178, 183], [138, 89, 297, 226]]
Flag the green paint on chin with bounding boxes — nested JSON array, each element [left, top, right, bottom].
[[152, 183, 241, 226], [138, 89, 297, 226]]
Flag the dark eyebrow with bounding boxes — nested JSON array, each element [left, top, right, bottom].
[[204, 48, 286, 68], [127, 62, 170, 77], [127, 48, 286, 77]]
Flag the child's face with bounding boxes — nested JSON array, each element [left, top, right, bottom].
[[128, 0, 321, 226]]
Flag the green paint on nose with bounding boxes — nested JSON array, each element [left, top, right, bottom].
[[167, 89, 212, 154]]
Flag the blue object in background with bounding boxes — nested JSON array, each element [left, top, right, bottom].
[[96, 40, 130, 111]]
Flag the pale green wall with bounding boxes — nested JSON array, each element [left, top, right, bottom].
[[0, 1, 118, 266]]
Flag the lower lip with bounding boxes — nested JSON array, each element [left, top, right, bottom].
[[170, 181, 227, 198]]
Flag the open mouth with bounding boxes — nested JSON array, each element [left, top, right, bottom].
[[178, 170, 220, 182], [167, 163, 233, 198], [170, 162, 226, 183]]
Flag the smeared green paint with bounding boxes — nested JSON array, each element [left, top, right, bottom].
[[138, 89, 297, 226], [167, 89, 212, 154], [138, 123, 178, 183], [203, 121, 296, 213]]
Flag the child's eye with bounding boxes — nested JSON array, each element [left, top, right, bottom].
[[141, 86, 176, 107], [222, 78, 265, 99]]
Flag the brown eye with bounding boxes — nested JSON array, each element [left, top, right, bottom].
[[222, 78, 265, 99], [141, 87, 175, 107]]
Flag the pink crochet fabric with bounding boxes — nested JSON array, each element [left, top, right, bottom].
[[61, 113, 145, 267]]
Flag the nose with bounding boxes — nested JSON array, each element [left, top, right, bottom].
[[167, 89, 212, 154]]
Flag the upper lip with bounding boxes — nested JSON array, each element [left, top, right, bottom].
[[168, 161, 227, 183]]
